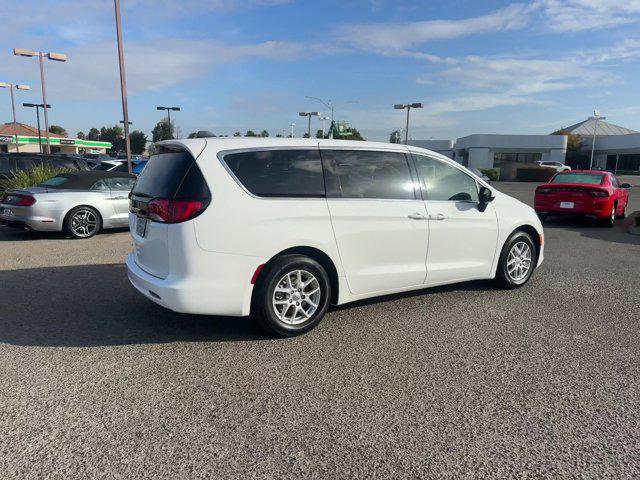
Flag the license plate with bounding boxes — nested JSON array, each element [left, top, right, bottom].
[[135, 216, 148, 237], [560, 202, 574, 209]]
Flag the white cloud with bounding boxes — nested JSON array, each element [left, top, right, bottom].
[[335, 4, 531, 54], [534, 0, 640, 32]]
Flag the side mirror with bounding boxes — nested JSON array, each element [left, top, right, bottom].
[[478, 186, 494, 212], [620, 183, 631, 189]]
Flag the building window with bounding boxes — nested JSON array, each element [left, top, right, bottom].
[[494, 152, 542, 164]]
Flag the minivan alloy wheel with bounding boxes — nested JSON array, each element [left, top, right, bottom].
[[71, 209, 99, 237], [506, 241, 532, 282], [272, 269, 321, 325]]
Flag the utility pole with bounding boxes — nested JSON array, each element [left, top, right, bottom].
[[299, 111, 320, 137], [394, 103, 423, 144], [114, 0, 132, 173], [588, 110, 605, 170]]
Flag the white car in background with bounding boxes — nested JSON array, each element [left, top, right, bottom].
[[126, 138, 544, 336], [536, 160, 571, 172]]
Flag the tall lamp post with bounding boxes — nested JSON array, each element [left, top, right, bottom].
[[588, 110, 605, 170], [13, 48, 67, 154], [23, 102, 50, 153], [0, 82, 30, 152], [394, 103, 423, 144], [305, 97, 358, 123], [289, 122, 295, 138], [156, 106, 181, 139], [113, 0, 133, 173], [298, 111, 320, 137], [319, 116, 330, 138]]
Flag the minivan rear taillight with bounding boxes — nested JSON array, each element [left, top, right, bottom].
[[147, 198, 208, 223]]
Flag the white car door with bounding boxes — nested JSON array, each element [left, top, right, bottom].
[[106, 176, 136, 224], [320, 146, 429, 295], [412, 153, 498, 285]]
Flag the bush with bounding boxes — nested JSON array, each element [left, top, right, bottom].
[[0, 164, 71, 196], [479, 168, 500, 181], [516, 167, 556, 182], [615, 170, 640, 176]]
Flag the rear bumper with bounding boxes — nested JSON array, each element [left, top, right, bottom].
[[126, 252, 259, 317], [534, 199, 612, 219], [0, 206, 60, 231]]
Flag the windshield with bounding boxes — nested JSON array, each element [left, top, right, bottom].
[[552, 173, 604, 185], [37, 175, 71, 188]]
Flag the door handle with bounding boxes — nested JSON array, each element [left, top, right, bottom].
[[407, 212, 427, 220], [429, 213, 447, 221]]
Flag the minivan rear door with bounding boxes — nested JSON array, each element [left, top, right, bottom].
[[129, 141, 207, 279], [319, 144, 428, 295]]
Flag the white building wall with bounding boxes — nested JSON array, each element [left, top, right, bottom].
[[467, 148, 492, 169]]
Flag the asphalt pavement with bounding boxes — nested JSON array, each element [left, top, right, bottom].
[[1, 181, 639, 479]]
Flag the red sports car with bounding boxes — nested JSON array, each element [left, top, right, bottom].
[[534, 170, 631, 227]]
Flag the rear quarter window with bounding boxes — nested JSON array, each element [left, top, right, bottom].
[[222, 149, 324, 197]]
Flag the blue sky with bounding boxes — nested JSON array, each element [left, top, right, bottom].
[[1, 0, 640, 141]]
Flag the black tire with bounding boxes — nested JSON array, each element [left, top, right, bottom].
[[252, 254, 331, 337], [63, 206, 102, 239], [600, 202, 616, 228], [618, 201, 626, 219], [494, 231, 537, 289]]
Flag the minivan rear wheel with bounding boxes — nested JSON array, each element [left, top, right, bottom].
[[252, 255, 331, 336]]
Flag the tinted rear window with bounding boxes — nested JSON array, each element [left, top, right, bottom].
[[222, 149, 324, 197], [321, 150, 415, 200], [38, 175, 71, 187], [552, 173, 604, 185], [132, 149, 209, 199]]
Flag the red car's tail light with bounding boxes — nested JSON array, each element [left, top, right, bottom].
[[587, 190, 608, 197], [2, 194, 36, 206], [147, 198, 207, 223], [536, 188, 550, 194]]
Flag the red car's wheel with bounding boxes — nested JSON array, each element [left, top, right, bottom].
[[600, 202, 616, 228], [617, 200, 627, 219]]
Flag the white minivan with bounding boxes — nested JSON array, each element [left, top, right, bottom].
[[127, 139, 543, 336]]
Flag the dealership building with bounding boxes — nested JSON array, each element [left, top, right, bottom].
[[0, 122, 111, 154], [410, 117, 640, 179]]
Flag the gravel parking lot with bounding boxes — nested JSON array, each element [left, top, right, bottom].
[[1, 181, 639, 479]]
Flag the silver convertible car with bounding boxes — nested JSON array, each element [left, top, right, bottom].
[[0, 171, 136, 238]]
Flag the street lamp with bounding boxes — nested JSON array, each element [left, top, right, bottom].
[[588, 110, 605, 170], [22, 102, 51, 154], [319, 116, 330, 138], [13, 48, 67, 154], [156, 106, 181, 139], [113, 0, 133, 172], [299, 111, 321, 137], [394, 103, 423, 144], [0, 83, 30, 153], [305, 97, 358, 123]]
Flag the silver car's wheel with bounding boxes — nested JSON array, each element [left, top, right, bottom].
[[64, 206, 102, 239], [506, 241, 532, 282], [272, 269, 321, 325]]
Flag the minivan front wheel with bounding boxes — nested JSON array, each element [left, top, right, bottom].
[[253, 255, 331, 336], [494, 231, 537, 289]]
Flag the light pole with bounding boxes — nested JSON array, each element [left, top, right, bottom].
[[13, 48, 67, 154], [305, 97, 358, 123], [290, 122, 295, 138], [0, 83, 30, 153], [22, 103, 50, 154], [112, 0, 133, 172], [319, 116, 330, 138], [588, 110, 605, 170], [157, 106, 181, 139], [299, 112, 321, 138], [394, 103, 423, 144]]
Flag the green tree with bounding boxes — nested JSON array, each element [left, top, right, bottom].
[[260, 130, 270, 137], [315, 129, 324, 139], [129, 130, 147, 155], [552, 129, 582, 151], [233, 131, 242, 137], [275, 133, 283, 138], [49, 125, 67, 137], [152, 119, 174, 142], [245, 130, 257, 137], [187, 132, 198, 139], [77, 131, 86, 140], [302, 132, 310, 138], [340, 128, 364, 141], [87, 128, 100, 141], [99, 125, 125, 154]]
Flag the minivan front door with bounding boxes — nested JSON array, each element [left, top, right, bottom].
[[412, 153, 498, 285], [320, 147, 428, 295]]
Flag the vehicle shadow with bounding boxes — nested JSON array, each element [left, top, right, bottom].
[[0, 263, 268, 347], [0, 225, 131, 242], [542, 210, 640, 246]]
